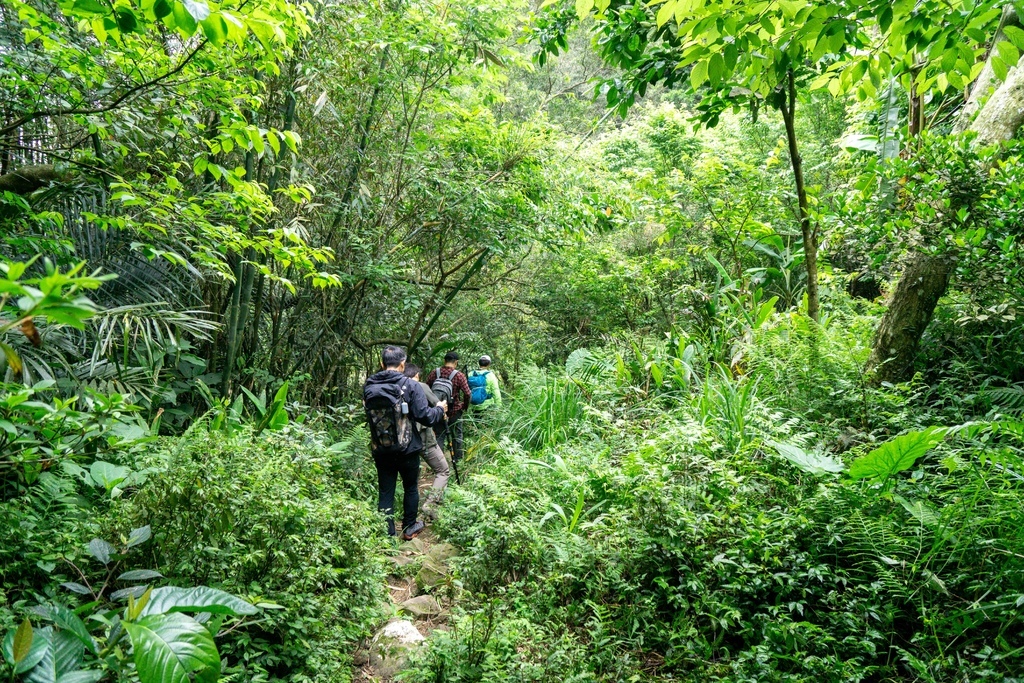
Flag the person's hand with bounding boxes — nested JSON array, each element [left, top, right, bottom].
[[438, 399, 448, 415]]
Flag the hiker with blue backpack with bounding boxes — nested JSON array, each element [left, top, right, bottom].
[[468, 355, 502, 410], [363, 346, 446, 540]]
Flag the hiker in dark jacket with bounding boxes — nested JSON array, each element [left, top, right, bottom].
[[363, 346, 446, 539], [426, 351, 471, 462]]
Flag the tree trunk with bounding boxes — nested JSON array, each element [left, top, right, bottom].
[[781, 69, 819, 322], [867, 6, 1024, 384], [954, 5, 1020, 134], [969, 62, 1024, 147], [865, 253, 953, 383]]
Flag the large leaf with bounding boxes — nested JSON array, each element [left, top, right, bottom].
[[88, 461, 130, 491], [124, 614, 220, 683], [118, 569, 164, 582], [2, 622, 47, 673], [127, 526, 152, 549], [140, 587, 257, 617], [86, 539, 116, 565], [848, 427, 948, 482], [769, 441, 844, 476], [35, 605, 96, 654], [24, 628, 84, 683]]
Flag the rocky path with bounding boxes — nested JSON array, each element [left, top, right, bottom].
[[352, 472, 460, 681]]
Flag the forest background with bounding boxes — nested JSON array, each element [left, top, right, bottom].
[[1, 0, 1023, 680]]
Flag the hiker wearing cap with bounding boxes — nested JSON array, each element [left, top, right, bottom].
[[467, 354, 502, 410], [403, 363, 451, 520], [363, 346, 446, 540], [426, 351, 471, 463]]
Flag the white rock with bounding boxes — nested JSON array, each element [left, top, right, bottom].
[[368, 619, 425, 679]]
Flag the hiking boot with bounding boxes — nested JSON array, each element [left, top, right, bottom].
[[402, 521, 425, 540]]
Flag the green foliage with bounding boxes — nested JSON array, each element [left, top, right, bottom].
[[2, 530, 258, 683], [409, 350, 1024, 681], [848, 426, 947, 483], [111, 426, 390, 683]]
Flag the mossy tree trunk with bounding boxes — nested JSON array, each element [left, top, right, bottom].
[[867, 7, 1024, 383], [865, 253, 953, 383]]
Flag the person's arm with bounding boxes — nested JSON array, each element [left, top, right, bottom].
[[486, 371, 502, 406], [406, 379, 445, 426]]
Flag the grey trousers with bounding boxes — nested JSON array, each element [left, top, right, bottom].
[[422, 442, 450, 503]]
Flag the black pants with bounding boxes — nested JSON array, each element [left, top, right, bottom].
[[373, 451, 421, 536], [436, 411, 464, 461]]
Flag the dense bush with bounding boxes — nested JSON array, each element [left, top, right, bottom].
[[106, 425, 389, 683], [405, 314, 1024, 682]]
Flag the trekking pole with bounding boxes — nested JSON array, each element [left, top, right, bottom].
[[448, 426, 461, 485]]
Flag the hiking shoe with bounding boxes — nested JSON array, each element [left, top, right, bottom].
[[402, 521, 425, 540]]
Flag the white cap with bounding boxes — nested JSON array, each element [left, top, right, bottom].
[[479, 355, 491, 364]]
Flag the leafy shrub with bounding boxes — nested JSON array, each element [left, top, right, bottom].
[[2, 529, 260, 683], [109, 426, 389, 683], [408, 356, 1024, 682]]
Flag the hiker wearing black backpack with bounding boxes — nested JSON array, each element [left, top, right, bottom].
[[425, 351, 471, 463], [363, 346, 446, 540], [403, 364, 450, 520]]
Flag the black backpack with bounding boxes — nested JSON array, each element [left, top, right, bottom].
[[364, 376, 413, 454], [431, 367, 456, 404]]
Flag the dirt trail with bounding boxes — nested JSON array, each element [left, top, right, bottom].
[[352, 469, 459, 681]]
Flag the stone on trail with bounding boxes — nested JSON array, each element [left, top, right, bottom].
[[399, 536, 430, 554], [400, 594, 443, 617], [369, 619, 425, 679], [427, 542, 458, 563], [415, 556, 448, 591]]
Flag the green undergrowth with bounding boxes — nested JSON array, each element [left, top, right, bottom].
[[1, 420, 390, 683], [403, 313, 1024, 682]]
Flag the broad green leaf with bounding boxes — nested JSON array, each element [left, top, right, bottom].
[[1003, 25, 1024, 50], [86, 538, 116, 565], [118, 569, 164, 582], [56, 671, 103, 683], [848, 427, 948, 482], [575, 0, 594, 20], [70, 0, 107, 15], [656, 0, 676, 27], [140, 587, 257, 617], [690, 59, 708, 88], [182, 0, 210, 22], [88, 461, 130, 491], [200, 14, 227, 46], [996, 40, 1020, 69], [37, 606, 96, 655], [25, 629, 84, 683], [770, 441, 844, 475], [127, 526, 153, 548], [3, 627, 48, 674], [115, 8, 138, 33], [707, 52, 725, 86], [991, 54, 1008, 81], [124, 614, 219, 683]]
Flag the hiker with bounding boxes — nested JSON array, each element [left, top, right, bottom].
[[363, 345, 446, 540], [425, 351, 471, 463], [403, 363, 451, 520], [468, 354, 502, 409]]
